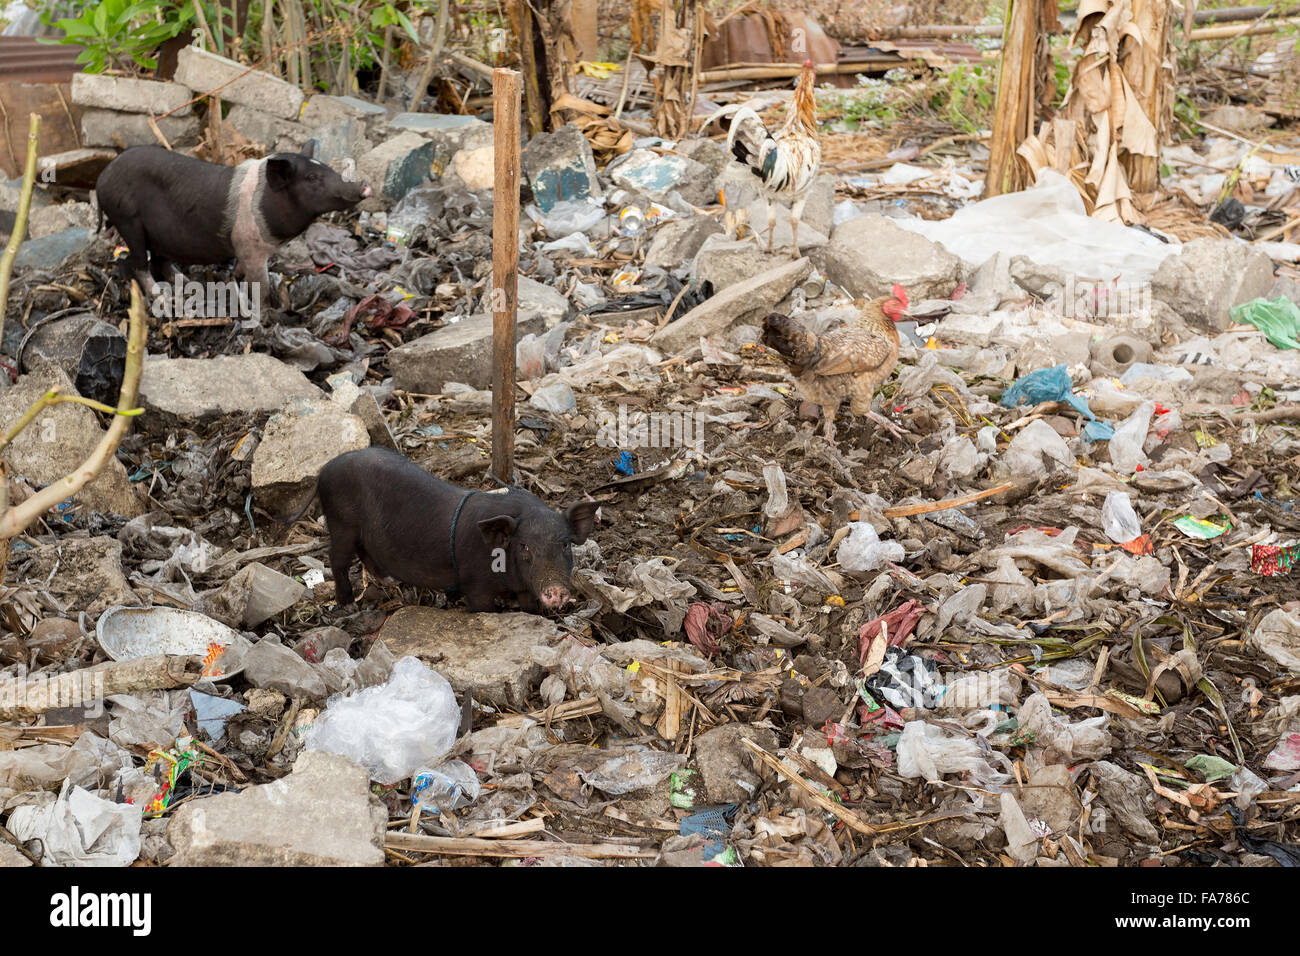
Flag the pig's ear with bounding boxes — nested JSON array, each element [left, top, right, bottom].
[[265, 157, 294, 191], [300, 140, 317, 159], [565, 501, 598, 544], [477, 515, 517, 548]]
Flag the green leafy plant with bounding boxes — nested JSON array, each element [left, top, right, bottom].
[[39, 0, 193, 73], [929, 63, 995, 133]]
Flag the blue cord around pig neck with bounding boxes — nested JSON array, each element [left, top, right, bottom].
[[449, 490, 477, 576]]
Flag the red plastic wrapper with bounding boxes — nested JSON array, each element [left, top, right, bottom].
[[1252, 544, 1300, 576]]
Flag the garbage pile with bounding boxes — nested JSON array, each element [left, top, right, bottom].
[[2, 79, 1300, 867]]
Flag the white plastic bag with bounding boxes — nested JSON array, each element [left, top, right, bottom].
[[1109, 400, 1155, 474], [837, 522, 904, 572], [306, 656, 460, 785], [895, 721, 1012, 786], [1101, 490, 1142, 543]]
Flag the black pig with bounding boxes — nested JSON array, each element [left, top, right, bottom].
[[94, 142, 369, 313], [308, 447, 598, 613]]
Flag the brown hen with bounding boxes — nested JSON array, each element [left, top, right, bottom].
[[762, 285, 909, 444]]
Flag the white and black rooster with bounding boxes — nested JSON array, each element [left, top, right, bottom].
[[709, 59, 821, 258]]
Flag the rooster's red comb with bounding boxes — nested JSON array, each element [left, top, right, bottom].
[[892, 284, 909, 306]]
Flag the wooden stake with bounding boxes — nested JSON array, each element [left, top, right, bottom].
[[491, 69, 522, 486], [0, 113, 40, 334]]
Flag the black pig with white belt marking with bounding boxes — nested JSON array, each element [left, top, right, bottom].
[[94, 142, 369, 313], [306, 447, 598, 613]]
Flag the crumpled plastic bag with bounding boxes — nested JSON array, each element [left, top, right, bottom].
[[1017, 692, 1112, 760], [1109, 400, 1154, 474], [7, 779, 142, 866], [306, 656, 460, 785], [1251, 609, 1300, 674], [1230, 296, 1300, 350], [837, 522, 904, 572], [0, 732, 135, 793], [895, 720, 1012, 786], [576, 744, 685, 795]]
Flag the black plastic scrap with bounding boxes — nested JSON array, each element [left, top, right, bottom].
[[1230, 807, 1300, 867]]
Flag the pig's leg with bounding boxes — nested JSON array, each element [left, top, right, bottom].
[[236, 255, 272, 321], [463, 587, 497, 612], [113, 221, 155, 298], [328, 533, 359, 606], [514, 591, 540, 613]]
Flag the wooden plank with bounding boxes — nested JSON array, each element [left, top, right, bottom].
[[491, 68, 521, 485], [386, 831, 659, 859]]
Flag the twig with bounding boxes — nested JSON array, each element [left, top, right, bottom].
[[739, 737, 877, 836], [386, 831, 658, 859], [0, 282, 147, 539], [0, 114, 40, 338], [848, 482, 1014, 521], [0, 389, 144, 456]]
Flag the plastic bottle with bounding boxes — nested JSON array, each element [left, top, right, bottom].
[[412, 759, 481, 814]]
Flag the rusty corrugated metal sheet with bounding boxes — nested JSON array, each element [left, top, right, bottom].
[[0, 37, 83, 83]]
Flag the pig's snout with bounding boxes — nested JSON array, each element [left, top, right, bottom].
[[360, 182, 372, 198], [540, 584, 571, 610]]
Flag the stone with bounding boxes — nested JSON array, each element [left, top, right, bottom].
[[818, 214, 964, 301], [522, 123, 603, 213], [357, 132, 434, 203], [306, 118, 370, 170], [1089, 332, 1153, 379], [198, 563, 307, 628], [70, 72, 193, 115], [377, 607, 554, 709], [175, 46, 304, 120], [167, 750, 386, 865], [451, 145, 494, 191], [139, 354, 321, 421], [645, 216, 723, 272], [674, 137, 729, 179], [80, 109, 201, 150], [0, 842, 32, 867], [27, 201, 94, 239], [387, 310, 546, 393], [1017, 332, 1091, 376], [251, 397, 370, 514], [1151, 237, 1278, 331], [15, 537, 140, 618], [692, 235, 786, 290], [387, 113, 492, 181], [242, 636, 329, 697], [800, 174, 836, 237], [224, 104, 309, 151], [486, 273, 569, 327], [651, 257, 812, 353], [740, 196, 829, 253], [0, 366, 143, 518], [36, 148, 116, 189], [691, 723, 779, 804], [13, 227, 92, 270], [608, 148, 714, 206], [301, 94, 386, 129], [1016, 764, 1076, 836], [21, 312, 126, 407], [1203, 104, 1275, 135]]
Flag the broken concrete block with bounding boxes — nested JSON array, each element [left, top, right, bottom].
[[451, 145, 494, 191], [645, 216, 723, 272], [522, 123, 603, 213], [675, 137, 729, 179], [38, 148, 118, 192], [301, 94, 386, 129], [26, 201, 95, 240], [80, 109, 201, 151], [692, 236, 786, 291], [13, 227, 92, 270], [387, 310, 546, 393], [175, 46, 305, 120], [377, 607, 553, 709], [740, 195, 829, 254], [0, 366, 143, 518], [306, 117, 370, 169], [608, 148, 715, 206], [652, 257, 812, 353], [251, 397, 370, 514], [17, 537, 140, 617], [167, 750, 386, 865], [70, 73, 193, 115], [224, 104, 309, 151], [140, 354, 321, 421], [800, 174, 836, 237], [357, 132, 434, 203], [485, 273, 569, 327], [1151, 237, 1277, 331], [691, 723, 779, 804], [818, 214, 964, 301], [21, 312, 126, 406], [199, 563, 307, 628]]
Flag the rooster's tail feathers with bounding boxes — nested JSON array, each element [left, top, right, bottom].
[[762, 312, 818, 368]]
